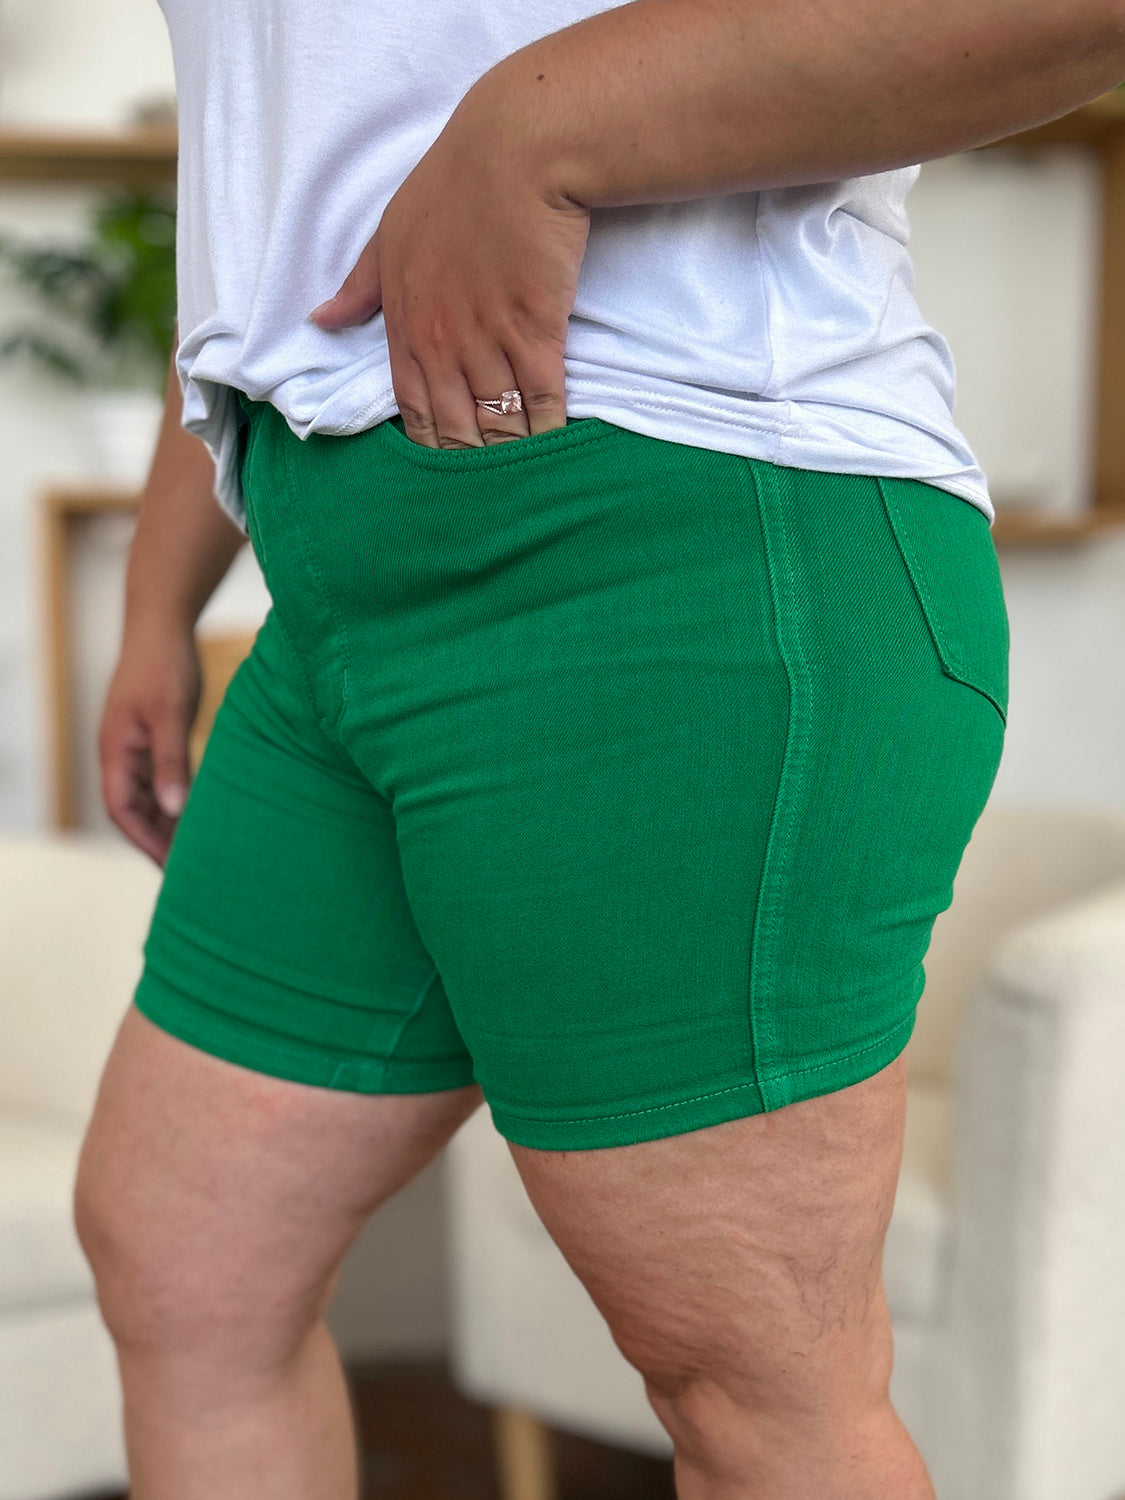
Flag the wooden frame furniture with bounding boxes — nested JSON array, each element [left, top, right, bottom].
[[40, 483, 256, 829], [0, 124, 177, 187], [976, 88, 1125, 536], [41, 486, 140, 829]]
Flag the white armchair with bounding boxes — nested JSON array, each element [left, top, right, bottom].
[[0, 831, 161, 1500], [444, 801, 1125, 1500]]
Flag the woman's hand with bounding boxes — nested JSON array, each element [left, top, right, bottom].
[[99, 618, 202, 868], [307, 85, 590, 448]]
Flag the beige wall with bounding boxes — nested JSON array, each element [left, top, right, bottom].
[[0, 0, 176, 127]]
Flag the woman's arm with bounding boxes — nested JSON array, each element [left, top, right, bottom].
[[310, 0, 1124, 450], [99, 331, 246, 864], [465, 0, 1125, 207], [122, 330, 246, 635]]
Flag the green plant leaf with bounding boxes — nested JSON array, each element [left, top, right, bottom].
[[0, 185, 177, 392], [0, 330, 88, 384]]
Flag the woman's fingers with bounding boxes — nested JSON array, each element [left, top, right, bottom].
[[397, 345, 562, 448], [97, 629, 200, 868], [455, 348, 532, 443], [307, 106, 590, 448], [388, 326, 535, 448], [388, 344, 441, 447], [100, 725, 175, 867], [505, 338, 569, 437], [309, 242, 383, 329]]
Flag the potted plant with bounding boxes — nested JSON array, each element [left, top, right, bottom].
[[0, 186, 176, 481]]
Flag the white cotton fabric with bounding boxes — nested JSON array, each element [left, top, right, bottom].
[[155, 0, 994, 535]]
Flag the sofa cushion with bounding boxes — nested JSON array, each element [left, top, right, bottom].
[[0, 1110, 96, 1315], [882, 1079, 952, 1323]]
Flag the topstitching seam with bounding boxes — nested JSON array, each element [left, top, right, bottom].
[[376, 966, 443, 1089], [136, 983, 471, 1080], [740, 457, 814, 1113], [274, 608, 338, 742], [876, 476, 1007, 727], [492, 1011, 916, 1127], [380, 418, 618, 470], [280, 418, 353, 732], [564, 377, 797, 433], [243, 410, 342, 741], [876, 475, 964, 672]]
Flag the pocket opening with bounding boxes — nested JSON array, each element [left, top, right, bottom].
[[235, 392, 268, 549], [378, 411, 615, 467], [877, 476, 1009, 726]]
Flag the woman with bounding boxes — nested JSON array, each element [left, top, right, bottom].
[[77, 1, 1123, 1495]]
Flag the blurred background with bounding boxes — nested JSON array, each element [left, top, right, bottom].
[[2, 2, 1125, 1498]]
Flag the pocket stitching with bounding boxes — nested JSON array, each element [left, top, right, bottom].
[[876, 476, 1008, 727], [238, 401, 338, 739], [279, 412, 354, 733], [378, 414, 617, 469], [238, 404, 260, 526]]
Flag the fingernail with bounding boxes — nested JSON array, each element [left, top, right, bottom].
[[308, 297, 337, 322], [158, 784, 187, 817]]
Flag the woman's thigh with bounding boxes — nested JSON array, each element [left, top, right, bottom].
[[505, 1050, 907, 1416], [74, 1004, 482, 1355]]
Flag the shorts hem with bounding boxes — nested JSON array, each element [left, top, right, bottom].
[[131, 980, 478, 1095], [486, 1007, 917, 1151]]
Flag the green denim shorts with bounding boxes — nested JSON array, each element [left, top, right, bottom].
[[131, 391, 1009, 1150]]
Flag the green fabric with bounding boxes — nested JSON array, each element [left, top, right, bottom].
[[132, 394, 1008, 1149]]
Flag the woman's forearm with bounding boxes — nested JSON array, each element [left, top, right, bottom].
[[464, 0, 1125, 208], [124, 330, 246, 635]]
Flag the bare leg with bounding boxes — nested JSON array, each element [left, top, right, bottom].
[[506, 1052, 933, 1500], [74, 1005, 484, 1500]]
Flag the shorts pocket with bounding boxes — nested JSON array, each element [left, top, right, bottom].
[[877, 475, 1009, 726], [378, 411, 616, 468]]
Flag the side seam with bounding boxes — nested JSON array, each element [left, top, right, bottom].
[[240, 406, 341, 743], [374, 966, 444, 1090], [738, 458, 815, 1112], [279, 425, 354, 733]]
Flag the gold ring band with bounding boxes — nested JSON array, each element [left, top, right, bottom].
[[475, 389, 524, 416]]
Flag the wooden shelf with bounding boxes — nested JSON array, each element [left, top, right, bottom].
[[40, 483, 142, 513], [992, 502, 1125, 544], [0, 124, 176, 185], [980, 88, 1125, 150], [40, 484, 141, 827], [38, 481, 260, 828], [0, 89, 1121, 183]]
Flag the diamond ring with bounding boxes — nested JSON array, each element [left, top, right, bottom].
[[475, 389, 524, 416]]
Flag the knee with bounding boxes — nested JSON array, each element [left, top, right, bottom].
[[613, 1296, 895, 1437], [72, 1171, 337, 1364]]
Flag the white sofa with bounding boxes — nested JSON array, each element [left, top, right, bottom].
[[0, 827, 451, 1500], [0, 831, 162, 1500], [444, 802, 1125, 1500]]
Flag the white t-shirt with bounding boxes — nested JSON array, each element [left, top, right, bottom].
[[157, 0, 994, 534]]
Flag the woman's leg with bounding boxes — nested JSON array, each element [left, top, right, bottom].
[[506, 1052, 931, 1500], [74, 1005, 483, 1500], [75, 548, 484, 1497]]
